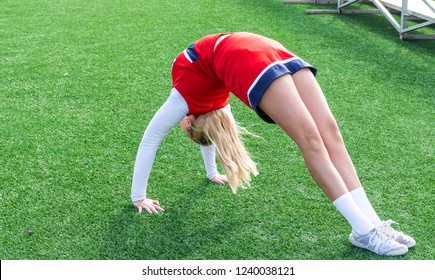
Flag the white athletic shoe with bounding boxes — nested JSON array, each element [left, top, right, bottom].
[[349, 228, 408, 256], [377, 220, 416, 248]]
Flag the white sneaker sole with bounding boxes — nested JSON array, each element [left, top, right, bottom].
[[349, 234, 409, 256]]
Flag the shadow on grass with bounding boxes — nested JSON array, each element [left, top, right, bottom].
[[330, 13, 435, 50], [100, 181, 239, 260], [98, 178, 417, 260]]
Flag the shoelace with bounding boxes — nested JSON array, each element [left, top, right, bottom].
[[378, 220, 403, 238], [368, 229, 393, 247]]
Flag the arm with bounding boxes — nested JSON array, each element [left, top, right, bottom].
[[201, 143, 230, 185], [199, 104, 234, 184], [131, 88, 188, 213], [200, 144, 218, 179]]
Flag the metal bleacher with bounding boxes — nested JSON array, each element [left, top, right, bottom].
[[288, 0, 435, 40]]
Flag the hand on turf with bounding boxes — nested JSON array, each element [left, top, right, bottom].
[[210, 174, 228, 185], [133, 198, 165, 214]]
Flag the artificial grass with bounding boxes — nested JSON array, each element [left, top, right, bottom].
[[1, 0, 434, 260]]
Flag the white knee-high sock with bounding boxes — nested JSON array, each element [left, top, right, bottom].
[[333, 192, 375, 235], [350, 187, 382, 226]]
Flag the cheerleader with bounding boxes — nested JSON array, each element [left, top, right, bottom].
[[131, 32, 415, 256]]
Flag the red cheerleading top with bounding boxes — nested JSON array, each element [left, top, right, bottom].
[[171, 32, 301, 116]]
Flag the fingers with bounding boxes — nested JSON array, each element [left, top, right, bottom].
[[133, 199, 164, 215], [211, 175, 228, 185], [144, 203, 165, 214], [213, 178, 225, 184], [144, 206, 157, 215], [150, 200, 164, 213]]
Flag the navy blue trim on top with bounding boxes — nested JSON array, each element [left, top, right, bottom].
[[185, 43, 199, 62]]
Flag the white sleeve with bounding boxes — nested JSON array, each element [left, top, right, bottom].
[[131, 88, 188, 202], [200, 145, 218, 180], [199, 104, 234, 180]]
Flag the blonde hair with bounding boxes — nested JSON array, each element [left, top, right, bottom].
[[191, 109, 259, 193]]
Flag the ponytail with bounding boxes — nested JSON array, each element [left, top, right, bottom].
[[192, 109, 258, 192]]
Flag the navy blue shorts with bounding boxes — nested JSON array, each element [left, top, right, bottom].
[[248, 58, 317, 124]]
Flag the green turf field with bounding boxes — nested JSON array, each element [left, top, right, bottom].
[[1, 0, 434, 260]]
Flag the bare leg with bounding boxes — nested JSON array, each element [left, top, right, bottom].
[[258, 73, 416, 252], [258, 74, 348, 201], [291, 69, 362, 191]]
